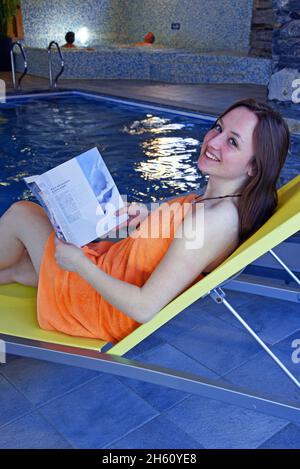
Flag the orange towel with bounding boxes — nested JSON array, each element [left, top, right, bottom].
[[37, 194, 197, 342]]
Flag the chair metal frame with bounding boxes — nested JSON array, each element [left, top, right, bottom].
[[1, 247, 299, 424], [0, 85, 299, 425], [226, 249, 300, 303]]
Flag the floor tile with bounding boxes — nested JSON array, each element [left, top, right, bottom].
[[146, 299, 206, 344], [0, 374, 33, 428], [212, 294, 300, 345], [224, 346, 300, 404], [109, 415, 203, 449], [161, 311, 261, 375], [0, 412, 72, 448], [259, 423, 300, 449], [165, 395, 288, 449], [118, 343, 219, 412], [272, 329, 300, 369], [1, 357, 99, 406], [2, 354, 22, 364], [39, 374, 158, 448], [125, 335, 165, 359]]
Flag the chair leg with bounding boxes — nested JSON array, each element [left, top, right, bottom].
[[269, 249, 300, 286], [210, 287, 300, 390]]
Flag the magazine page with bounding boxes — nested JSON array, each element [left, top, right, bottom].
[[23, 175, 70, 242], [36, 147, 127, 247]]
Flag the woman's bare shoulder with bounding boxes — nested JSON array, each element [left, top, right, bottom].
[[192, 200, 239, 273], [192, 198, 239, 227]]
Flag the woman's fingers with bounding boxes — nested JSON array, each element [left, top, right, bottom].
[[114, 203, 149, 229], [115, 203, 129, 217], [116, 219, 130, 230], [115, 203, 143, 218]]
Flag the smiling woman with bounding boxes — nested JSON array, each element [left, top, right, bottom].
[[0, 98, 290, 342], [197, 98, 290, 242]]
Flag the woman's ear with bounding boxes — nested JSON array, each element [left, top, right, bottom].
[[247, 166, 254, 177], [247, 158, 257, 177]]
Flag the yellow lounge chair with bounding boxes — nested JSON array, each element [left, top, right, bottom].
[[0, 175, 300, 423]]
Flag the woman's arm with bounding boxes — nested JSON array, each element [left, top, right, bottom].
[[54, 202, 238, 324], [75, 256, 147, 322]]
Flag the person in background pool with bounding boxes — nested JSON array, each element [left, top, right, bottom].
[[0, 99, 290, 343], [133, 32, 155, 46], [62, 31, 94, 51], [62, 31, 77, 49]]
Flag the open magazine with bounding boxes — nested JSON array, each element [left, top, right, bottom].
[[24, 147, 128, 247]]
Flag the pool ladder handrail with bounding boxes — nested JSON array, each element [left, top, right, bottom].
[[10, 41, 28, 91], [48, 41, 64, 88]]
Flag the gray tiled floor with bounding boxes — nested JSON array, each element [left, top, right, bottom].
[[1, 290, 300, 449], [0, 412, 72, 449], [0, 75, 299, 448], [165, 394, 288, 450]]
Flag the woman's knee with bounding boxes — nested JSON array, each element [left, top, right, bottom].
[[3, 201, 51, 241], [1, 201, 30, 229], [10, 204, 54, 276], [10, 200, 43, 214], [4, 201, 45, 223]]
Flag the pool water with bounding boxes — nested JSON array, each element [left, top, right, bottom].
[[0, 92, 299, 215]]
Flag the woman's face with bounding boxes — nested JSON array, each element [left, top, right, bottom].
[[198, 106, 258, 181]]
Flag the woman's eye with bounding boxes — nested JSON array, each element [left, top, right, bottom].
[[213, 123, 237, 147]]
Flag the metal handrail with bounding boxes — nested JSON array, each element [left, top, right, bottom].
[[48, 41, 64, 88], [10, 41, 28, 91]]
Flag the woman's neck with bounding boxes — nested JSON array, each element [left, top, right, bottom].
[[202, 176, 244, 200]]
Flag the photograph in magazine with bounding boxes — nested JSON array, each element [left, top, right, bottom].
[[76, 147, 119, 219], [24, 148, 128, 247]]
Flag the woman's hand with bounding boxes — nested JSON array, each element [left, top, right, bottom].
[[54, 237, 86, 272], [115, 202, 149, 231]]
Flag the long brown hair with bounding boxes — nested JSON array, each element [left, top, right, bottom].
[[215, 98, 290, 243]]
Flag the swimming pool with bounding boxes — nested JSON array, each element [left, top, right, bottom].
[[0, 91, 299, 216]]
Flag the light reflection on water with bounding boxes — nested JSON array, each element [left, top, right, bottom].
[[137, 136, 200, 193], [0, 95, 299, 214], [0, 96, 208, 213], [123, 115, 188, 135]]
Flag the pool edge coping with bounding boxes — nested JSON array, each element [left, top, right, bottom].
[[3, 88, 300, 134]]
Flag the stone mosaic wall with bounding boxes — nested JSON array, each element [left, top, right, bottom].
[[272, 0, 300, 71], [15, 45, 272, 84], [21, 0, 253, 52], [268, 0, 300, 101], [21, 0, 129, 48], [250, 0, 275, 57], [123, 0, 253, 52]]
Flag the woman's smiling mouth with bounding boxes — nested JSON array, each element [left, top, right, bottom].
[[204, 150, 221, 162]]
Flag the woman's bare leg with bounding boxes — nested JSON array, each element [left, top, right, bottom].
[[0, 201, 54, 279], [0, 249, 38, 286]]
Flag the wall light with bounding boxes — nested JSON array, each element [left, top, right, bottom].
[[77, 27, 89, 45]]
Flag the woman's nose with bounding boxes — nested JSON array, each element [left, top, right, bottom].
[[208, 132, 224, 149]]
